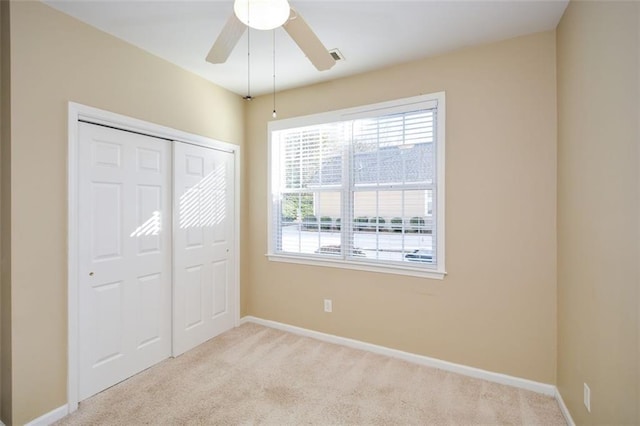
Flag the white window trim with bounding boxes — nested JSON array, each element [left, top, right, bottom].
[[267, 93, 446, 280]]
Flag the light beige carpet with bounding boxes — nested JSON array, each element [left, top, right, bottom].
[[56, 323, 566, 425]]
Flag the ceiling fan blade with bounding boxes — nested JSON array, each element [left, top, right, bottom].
[[283, 8, 336, 71], [206, 13, 246, 64]]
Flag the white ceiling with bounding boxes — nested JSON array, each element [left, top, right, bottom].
[[43, 0, 569, 97]]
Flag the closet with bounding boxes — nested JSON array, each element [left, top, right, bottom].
[[73, 115, 237, 402]]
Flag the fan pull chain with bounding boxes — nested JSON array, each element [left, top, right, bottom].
[[272, 29, 277, 118], [244, 27, 252, 100], [243, 0, 252, 101]]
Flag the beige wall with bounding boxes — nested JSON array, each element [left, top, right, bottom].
[[246, 31, 558, 383], [0, 1, 11, 423], [557, 1, 639, 424], [6, 2, 245, 424]]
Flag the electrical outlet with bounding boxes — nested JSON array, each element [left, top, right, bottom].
[[323, 299, 332, 313], [584, 383, 591, 413]]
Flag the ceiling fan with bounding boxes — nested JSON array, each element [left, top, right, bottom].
[[206, 0, 336, 71]]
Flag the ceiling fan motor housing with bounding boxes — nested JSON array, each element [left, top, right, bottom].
[[233, 0, 291, 30]]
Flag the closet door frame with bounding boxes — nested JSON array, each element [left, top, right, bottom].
[[67, 102, 241, 413]]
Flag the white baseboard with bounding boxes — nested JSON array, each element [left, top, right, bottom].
[[241, 315, 557, 397], [24, 404, 68, 426], [555, 388, 576, 426]]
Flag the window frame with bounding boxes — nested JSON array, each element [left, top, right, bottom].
[[267, 92, 446, 280]]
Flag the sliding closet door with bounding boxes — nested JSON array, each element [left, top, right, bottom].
[[78, 122, 172, 400], [173, 142, 236, 356]]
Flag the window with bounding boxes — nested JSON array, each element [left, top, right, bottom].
[[268, 93, 445, 279]]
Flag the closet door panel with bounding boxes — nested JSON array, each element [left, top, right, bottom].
[[78, 122, 172, 401], [173, 142, 236, 356]]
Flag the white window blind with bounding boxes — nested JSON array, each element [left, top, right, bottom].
[[269, 93, 445, 279], [272, 122, 346, 255]]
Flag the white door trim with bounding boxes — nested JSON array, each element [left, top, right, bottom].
[[67, 102, 241, 413]]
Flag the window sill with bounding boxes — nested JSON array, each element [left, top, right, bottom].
[[266, 253, 446, 280]]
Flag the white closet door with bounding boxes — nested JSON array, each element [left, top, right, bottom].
[[78, 122, 172, 400], [173, 142, 236, 356]]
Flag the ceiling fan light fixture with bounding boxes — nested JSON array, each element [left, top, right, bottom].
[[234, 0, 290, 31]]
